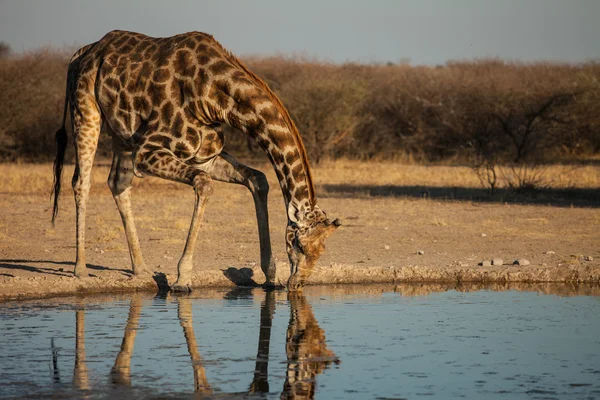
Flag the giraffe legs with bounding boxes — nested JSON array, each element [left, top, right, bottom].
[[73, 309, 89, 390], [135, 147, 213, 291], [177, 296, 212, 393], [111, 293, 143, 386], [71, 99, 102, 278], [249, 290, 276, 393], [201, 152, 276, 284], [108, 139, 149, 276]]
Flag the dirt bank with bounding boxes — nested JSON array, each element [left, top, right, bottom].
[[1, 162, 598, 302], [1, 262, 599, 302]]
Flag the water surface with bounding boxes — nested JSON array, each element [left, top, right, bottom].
[[0, 284, 599, 399]]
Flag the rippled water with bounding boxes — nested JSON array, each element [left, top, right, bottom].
[[0, 284, 599, 399]]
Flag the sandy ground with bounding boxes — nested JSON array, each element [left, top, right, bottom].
[[0, 161, 598, 301]]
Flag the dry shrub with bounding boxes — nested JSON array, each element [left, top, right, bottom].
[[0, 42, 10, 58], [500, 164, 550, 191], [0, 49, 69, 160], [277, 64, 366, 163], [0, 49, 598, 169]]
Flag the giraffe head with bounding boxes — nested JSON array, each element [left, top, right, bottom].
[[286, 204, 341, 291]]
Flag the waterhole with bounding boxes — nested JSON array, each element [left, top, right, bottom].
[[1, 284, 598, 399]]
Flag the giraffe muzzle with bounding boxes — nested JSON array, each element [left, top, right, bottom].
[[286, 276, 305, 292]]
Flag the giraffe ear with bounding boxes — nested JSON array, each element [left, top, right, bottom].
[[287, 202, 306, 225]]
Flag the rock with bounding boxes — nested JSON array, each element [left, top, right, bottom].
[[544, 250, 555, 255], [513, 259, 530, 266], [480, 260, 492, 267], [583, 256, 594, 261], [492, 258, 503, 266], [481, 233, 487, 237], [417, 250, 424, 255], [384, 245, 390, 250]]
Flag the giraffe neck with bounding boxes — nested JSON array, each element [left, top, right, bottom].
[[232, 105, 315, 218], [204, 54, 317, 222]]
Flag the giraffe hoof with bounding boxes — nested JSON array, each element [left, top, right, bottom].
[[133, 268, 151, 277], [74, 270, 89, 278], [170, 282, 192, 293]]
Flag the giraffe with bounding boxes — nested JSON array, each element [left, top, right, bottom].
[[249, 289, 276, 393], [177, 296, 212, 393], [73, 309, 90, 390], [65, 294, 212, 394], [281, 292, 340, 399], [59, 290, 336, 397], [111, 293, 143, 386], [51, 30, 341, 291]]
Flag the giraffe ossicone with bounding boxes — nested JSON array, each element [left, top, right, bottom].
[[51, 30, 340, 291]]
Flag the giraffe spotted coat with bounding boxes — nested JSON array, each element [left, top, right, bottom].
[[53, 30, 340, 290]]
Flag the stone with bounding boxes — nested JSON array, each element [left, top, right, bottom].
[[417, 250, 424, 255], [544, 250, 555, 255], [384, 245, 390, 250], [492, 258, 503, 266], [513, 259, 530, 266], [481, 233, 487, 237], [480, 260, 492, 267], [583, 256, 594, 261]]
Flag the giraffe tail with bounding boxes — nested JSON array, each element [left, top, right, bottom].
[[51, 89, 70, 225], [51, 126, 68, 225]]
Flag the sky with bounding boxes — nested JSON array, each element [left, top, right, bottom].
[[0, 0, 598, 65]]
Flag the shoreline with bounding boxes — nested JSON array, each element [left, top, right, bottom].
[[2, 263, 599, 302]]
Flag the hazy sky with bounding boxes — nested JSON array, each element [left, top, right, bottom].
[[0, 0, 598, 65]]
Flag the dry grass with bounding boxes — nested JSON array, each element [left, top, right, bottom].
[[93, 215, 121, 243], [0, 161, 597, 197], [313, 159, 599, 189], [0, 163, 179, 195], [0, 222, 7, 240]]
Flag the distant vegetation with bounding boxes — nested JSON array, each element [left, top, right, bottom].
[[0, 47, 598, 190]]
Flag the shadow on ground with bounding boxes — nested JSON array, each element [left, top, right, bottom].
[[0, 259, 132, 277], [222, 267, 260, 287], [320, 184, 600, 208], [152, 272, 170, 292]]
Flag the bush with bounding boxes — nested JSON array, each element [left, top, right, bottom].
[[0, 49, 598, 166]]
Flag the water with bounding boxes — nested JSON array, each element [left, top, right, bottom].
[[0, 284, 599, 399]]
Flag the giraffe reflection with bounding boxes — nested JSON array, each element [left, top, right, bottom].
[[73, 309, 89, 390], [176, 296, 212, 393], [110, 293, 142, 386], [249, 289, 276, 393], [65, 291, 337, 398], [281, 293, 340, 400]]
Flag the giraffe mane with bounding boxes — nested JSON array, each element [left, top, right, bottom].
[[211, 40, 317, 207]]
